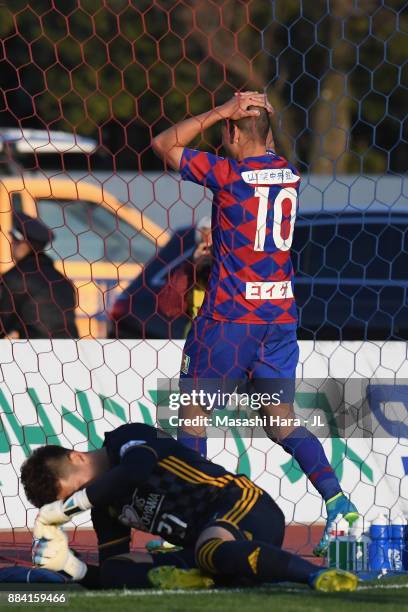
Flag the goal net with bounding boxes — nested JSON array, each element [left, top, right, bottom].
[[0, 0, 407, 562]]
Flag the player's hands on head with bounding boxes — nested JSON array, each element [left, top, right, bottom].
[[234, 90, 274, 112], [220, 91, 274, 120]]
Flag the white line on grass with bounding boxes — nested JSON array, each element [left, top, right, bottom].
[[67, 580, 408, 597], [69, 587, 305, 597], [358, 582, 408, 591]]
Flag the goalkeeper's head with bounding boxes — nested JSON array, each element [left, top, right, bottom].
[[21, 445, 102, 508], [221, 105, 271, 160]]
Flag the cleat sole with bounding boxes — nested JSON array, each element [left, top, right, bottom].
[[148, 566, 214, 590], [314, 569, 358, 593]]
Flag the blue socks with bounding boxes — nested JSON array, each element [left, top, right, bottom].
[[177, 429, 207, 457], [280, 427, 342, 501], [177, 425, 342, 502]]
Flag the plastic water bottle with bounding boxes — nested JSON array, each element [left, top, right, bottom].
[[369, 514, 392, 572], [349, 517, 370, 572], [390, 515, 406, 571], [327, 515, 351, 570], [403, 520, 408, 570]]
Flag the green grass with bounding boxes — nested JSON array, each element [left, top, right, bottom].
[[7, 577, 408, 612]]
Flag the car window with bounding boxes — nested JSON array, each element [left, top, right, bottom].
[[293, 219, 408, 281], [36, 198, 156, 264]]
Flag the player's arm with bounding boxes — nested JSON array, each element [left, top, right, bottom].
[[152, 91, 273, 171], [86, 442, 158, 509], [91, 506, 131, 564], [36, 443, 159, 526]]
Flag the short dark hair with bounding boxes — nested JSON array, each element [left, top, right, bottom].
[[20, 445, 72, 508], [235, 106, 270, 142]]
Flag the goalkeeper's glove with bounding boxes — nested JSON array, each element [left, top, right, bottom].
[[37, 490, 92, 526], [32, 521, 87, 580]]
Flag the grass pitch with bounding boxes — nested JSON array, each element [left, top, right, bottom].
[[10, 576, 408, 612]]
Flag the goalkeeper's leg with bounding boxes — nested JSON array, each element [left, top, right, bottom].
[[195, 532, 357, 592], [100, 548, 202, 589], [195, 482, 356, 592], [194, 495, 357, 594]]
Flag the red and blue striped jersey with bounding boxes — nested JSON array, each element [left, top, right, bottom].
[[180, 148, 301, 324]]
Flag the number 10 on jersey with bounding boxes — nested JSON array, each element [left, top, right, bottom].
[[253, 186, 297, 252]]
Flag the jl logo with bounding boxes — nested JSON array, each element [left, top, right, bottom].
[[181, 353, 190, 375]]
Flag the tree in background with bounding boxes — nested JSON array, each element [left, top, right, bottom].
[[0, 0, 406, 174]]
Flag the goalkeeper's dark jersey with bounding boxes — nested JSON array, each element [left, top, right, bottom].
[[94, 423, 260, 549]]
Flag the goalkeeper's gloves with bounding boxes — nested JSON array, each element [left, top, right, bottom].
[[32, 521, 87, 580], [37, 490, 92, 526]]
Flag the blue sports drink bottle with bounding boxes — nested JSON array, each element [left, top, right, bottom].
[[368, 514, 392, 572], [390, 515, 406, 571]]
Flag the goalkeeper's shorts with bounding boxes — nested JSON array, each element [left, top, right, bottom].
[[202, 478, 285, 546]]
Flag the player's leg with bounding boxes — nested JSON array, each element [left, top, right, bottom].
[[100, 548, 205, 589], [252, 323, 358, 556], [177, 318, 258, 456], [193, 489, 357, 592], [176, 319, 210, 455]]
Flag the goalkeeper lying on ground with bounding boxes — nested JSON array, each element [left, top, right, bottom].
[[21, 423, 357, 592]]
